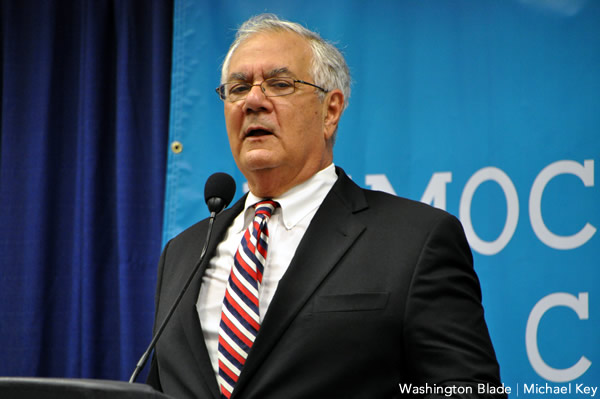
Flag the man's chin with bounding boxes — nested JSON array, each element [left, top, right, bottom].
[[240, 150, 280, 171]]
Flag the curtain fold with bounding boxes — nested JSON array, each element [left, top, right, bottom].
[[0, 0, 172, 380]]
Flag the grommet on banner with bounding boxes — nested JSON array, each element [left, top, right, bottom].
[[171, 141, 183, 154]]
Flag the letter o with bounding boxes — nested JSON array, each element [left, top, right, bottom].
[[459, 167, 519, 255], [525, 292, 591, 382]]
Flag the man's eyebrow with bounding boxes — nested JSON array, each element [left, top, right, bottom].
[[264, 67, 292, 79], [227, 72, 247, 82], [227, 67, 293, 82]]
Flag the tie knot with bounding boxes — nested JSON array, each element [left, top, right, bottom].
[[254, 200, 278, 219]]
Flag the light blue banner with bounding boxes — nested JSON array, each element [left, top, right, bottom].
[[164, 1, 599, 395]]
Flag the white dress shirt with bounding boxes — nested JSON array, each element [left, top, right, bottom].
[[196, 163, 338, 376]]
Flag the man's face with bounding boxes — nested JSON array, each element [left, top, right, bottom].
[[223, 31, 339, 197]]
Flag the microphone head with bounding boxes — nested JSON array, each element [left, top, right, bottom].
[[204, 172, 236, 214]]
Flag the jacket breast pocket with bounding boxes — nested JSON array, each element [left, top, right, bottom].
[[312, 292, 389, 313]]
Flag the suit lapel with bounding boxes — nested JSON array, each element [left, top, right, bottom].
[[176, 197, 246, 399], [232, 169, 368, 397]]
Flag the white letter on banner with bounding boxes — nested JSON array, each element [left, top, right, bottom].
[[526, 292, 591, 382], [420, 172, 452, 210], [459, 167, 519, 255], [365, 174, 397, 195], [529, 160, 596, 250]]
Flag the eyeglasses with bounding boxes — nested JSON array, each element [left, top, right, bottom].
[[215, 77, 328, 102]]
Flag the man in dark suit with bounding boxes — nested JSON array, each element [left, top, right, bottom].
[[147, 14, 506, 399]]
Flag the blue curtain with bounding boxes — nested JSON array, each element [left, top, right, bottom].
[[0, 0, 172, 380]]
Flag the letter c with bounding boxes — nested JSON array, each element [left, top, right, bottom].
[[529, 160, 596, 250], [525, 292, 591, 382]]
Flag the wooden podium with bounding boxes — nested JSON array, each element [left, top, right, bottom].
[[0, 377, 176, 399]]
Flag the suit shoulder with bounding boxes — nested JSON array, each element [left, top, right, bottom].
[[166, 217, 210, 247], [165, 195, 246, 246], [362, 188, 457, 224]]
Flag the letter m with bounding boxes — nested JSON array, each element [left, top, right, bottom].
[[420, 172, 452, 210]]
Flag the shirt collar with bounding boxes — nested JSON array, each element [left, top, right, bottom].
[[242, 163, 338, 231]]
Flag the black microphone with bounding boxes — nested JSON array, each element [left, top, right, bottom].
[[129, 172, 236, 383], [205, 172, 236, 215]]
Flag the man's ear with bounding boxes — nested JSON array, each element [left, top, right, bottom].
[[323, 89, 344, 141]]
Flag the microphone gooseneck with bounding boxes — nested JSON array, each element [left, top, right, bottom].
[[129, 172, 236, 383]]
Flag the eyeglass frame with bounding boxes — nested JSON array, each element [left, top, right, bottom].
[[215, 77, 328, 102]]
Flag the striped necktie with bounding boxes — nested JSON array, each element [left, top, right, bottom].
[[217, 200, 278, 398]]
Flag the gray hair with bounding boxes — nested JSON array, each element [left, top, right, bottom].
[[220, 14, 351, 110]]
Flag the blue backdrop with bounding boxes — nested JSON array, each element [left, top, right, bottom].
[[164, 0, 599, 395]]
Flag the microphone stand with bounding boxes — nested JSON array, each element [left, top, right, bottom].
[[129, 211, 218, 383]]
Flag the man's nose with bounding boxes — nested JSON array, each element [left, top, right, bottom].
[[243, 84, 271, 113]]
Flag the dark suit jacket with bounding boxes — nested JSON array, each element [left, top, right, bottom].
[[147, 167, 505, 399]]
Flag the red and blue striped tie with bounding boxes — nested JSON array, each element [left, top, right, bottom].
[[217, 200, 278, 398]]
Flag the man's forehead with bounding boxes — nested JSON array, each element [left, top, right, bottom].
[[225, 31, 312, 81]]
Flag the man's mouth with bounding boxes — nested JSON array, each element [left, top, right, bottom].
[[245, 128, 273, 138]]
